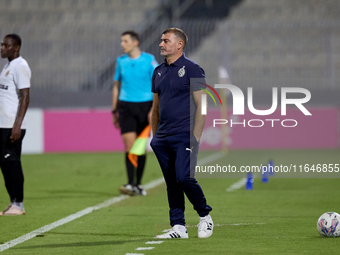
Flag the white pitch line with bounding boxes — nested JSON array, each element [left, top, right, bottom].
[[186, 223, 265, 228], [126, 253, 144, 255], [145, 241, 163, 244], [141, 177, 164, 190], [216, 223, 265, 226], [0, 177, 164, 252], [197, 151, 224, 166], [136, 247, 154, 250], [226, 178, 247, 192]]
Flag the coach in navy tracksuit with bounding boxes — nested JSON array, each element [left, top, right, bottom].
[[151, 28, 213, 239]]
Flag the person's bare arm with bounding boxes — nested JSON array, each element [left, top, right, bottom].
[[151, 93, 160, 136], [11, 88, 30, 142], [112, 80, 120, 129], [147, 107, 153, 126], [192, 90, 206, 142]]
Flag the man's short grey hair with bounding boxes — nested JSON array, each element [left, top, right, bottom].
[[162, 28, 188, 49]]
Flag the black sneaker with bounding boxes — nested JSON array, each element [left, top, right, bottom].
[[118, 184, 136, 196], [134, 185, 147, 196]]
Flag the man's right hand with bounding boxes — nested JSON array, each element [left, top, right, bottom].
[[113, 113, 120, 129]]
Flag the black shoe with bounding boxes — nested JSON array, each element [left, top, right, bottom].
[[119, 184, 136, 196], [134, 185, 147, 196]]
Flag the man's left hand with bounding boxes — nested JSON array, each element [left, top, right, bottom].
[[10, 125, 21, 143], [193, 133, 200, 143]]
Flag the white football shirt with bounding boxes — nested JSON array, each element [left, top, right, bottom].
[[0, 56, 31, 129]]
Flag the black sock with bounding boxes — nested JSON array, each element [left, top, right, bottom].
[[0, 161, 24, 203], [125, 153, 134, 185], [136, 155, 146, 186]]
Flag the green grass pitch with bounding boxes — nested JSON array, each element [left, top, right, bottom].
[[0, 149, 339, 254]]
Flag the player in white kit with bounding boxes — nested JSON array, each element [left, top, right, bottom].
[[0, 34, 31, 215]]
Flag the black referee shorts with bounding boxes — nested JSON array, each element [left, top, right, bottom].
[[118, 100, 152, 135], [0, 128, 26, 163]]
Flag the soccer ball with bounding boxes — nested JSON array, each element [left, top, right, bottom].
[[317, 212, 340, 237]]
